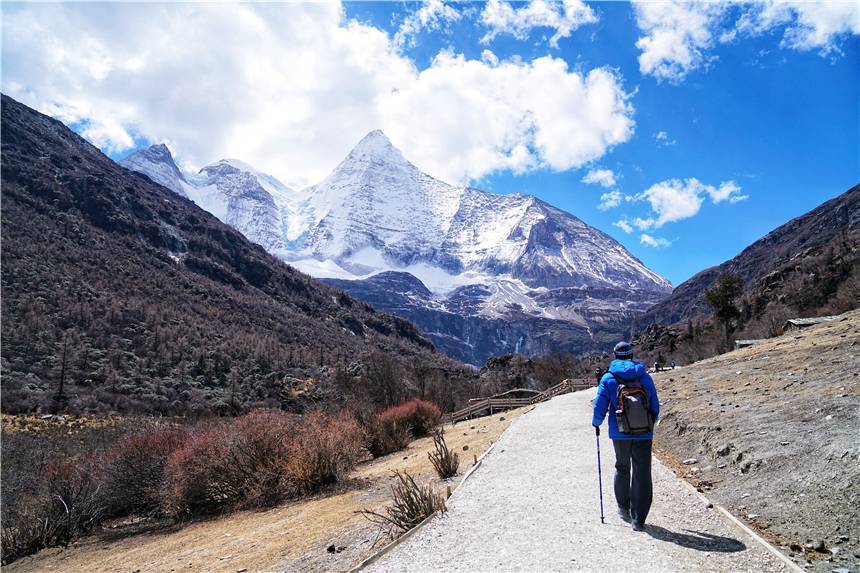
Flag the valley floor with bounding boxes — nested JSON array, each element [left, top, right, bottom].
[[4, 407, 528, 573]]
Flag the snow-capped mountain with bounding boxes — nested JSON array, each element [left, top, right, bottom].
[[120, 144, 188, 197], [121, 146, 301, 252], [119, 132, 672, 365]]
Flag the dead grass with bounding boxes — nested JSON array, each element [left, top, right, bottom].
[[4, 406, 529, 573], [1, 414, 127, 435]]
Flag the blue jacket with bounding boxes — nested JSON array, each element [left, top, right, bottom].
[[591, 360, 660, 440]]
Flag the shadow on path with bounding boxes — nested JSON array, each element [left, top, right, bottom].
[[646, 524, 747, 553]]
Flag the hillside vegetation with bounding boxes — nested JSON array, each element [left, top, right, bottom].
[[633, 185, 858, 366], [653, 310, 859, 570], [0, 94, 476, 416]]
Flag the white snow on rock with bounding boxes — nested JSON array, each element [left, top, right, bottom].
[[118, 132, 672, 342], [119, 144, 189, 198]]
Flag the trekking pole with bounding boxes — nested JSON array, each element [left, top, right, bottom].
[[595, 427, 605, 524]]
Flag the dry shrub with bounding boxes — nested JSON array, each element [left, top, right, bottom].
[[100, 424, 186, 517], [162, 423, 231, 517], [227, 409, 297, 507], [364, 414, 413, 458], [1, 457, 104, 564], [287, 411, 362, 494], [359, 471, 446, 540], [163, 409, 296, 516], [364, 399, 442, 458], [428, 428, 459, 479], [383, 399, 441, 437]]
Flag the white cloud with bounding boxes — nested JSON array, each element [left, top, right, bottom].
[[654, 130, 676, 146], [481, 0, 598, 48], [582, 168, 617, 188], [633, 0, 860, 82], [633, 216, 656, 231], [632, 1, 727, 82], [613, 219, 634, 233], [598, 190, 623, 210], [394, 0, 461, 49], [1, 2, 635, 187], [640, 233, 672, 248], [382, 54, 636, 183], [705, 180, 747, 204], [634, 177, 745, 228], [737, 1, 860, 53]]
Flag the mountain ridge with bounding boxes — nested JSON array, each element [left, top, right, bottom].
[[119, 130, 671, 364], [1, 94, 472, 415]]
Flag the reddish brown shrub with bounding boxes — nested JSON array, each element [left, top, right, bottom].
[[287, 411, 362, 494], [162, 423, 231, 517], [101, 424, 186, 517], [163, 409, 297, 516], [381, 399, 441, 437], [364, 414, 413, 458]]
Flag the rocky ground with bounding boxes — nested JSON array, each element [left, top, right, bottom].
[[652, 309, 859, 572]]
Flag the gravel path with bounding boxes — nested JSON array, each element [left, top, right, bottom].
[[363, 390, 793, 573]]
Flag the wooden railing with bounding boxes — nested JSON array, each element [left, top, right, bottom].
[[442, 379, 595, 425]]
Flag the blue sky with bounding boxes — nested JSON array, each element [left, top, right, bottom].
[[345, 1, 859, 284], [2, 1, 858, 285]]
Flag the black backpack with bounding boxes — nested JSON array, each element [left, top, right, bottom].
[[610, 374, 653, 434]]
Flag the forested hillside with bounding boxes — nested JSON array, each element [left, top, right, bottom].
[[0, 95, 474, 415], [633, 185, 859, 365]]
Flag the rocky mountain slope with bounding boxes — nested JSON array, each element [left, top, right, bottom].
[[630, 185, 859, 367], [641, 185, 859, 327], [122, 131, 671, 364], [653, 310, 860, 571], [0, 94, 470, 415]]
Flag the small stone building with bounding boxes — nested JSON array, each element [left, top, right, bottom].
[[783, 316, 837, 334]]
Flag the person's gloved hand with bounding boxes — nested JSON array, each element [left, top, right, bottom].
[[593, 424, 600, 436]]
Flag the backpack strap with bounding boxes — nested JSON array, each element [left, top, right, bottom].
[[609, 372, 641, 387]]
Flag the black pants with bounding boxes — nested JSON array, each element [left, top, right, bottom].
[[612, 439, 653, 526]]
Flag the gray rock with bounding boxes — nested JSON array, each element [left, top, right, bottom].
[[682, 458, 698, 465]]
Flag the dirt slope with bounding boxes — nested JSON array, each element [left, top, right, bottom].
[[653, 310, 860, 571]]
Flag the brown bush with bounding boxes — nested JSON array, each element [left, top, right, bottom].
[[1, 428, 107, 565], [162, 409, 296, 516], [100, 424, 186, 517], [364, 415, 413, 458], [428, 428, 459, 479], [384, 399, 441, 437], [362, 399, 442, 458], [286, 411, 362, 494]]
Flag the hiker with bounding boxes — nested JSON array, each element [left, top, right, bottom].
[[671, 361, 676, 370], [594, 367, 603, 384], [592, 341, 660, 531]]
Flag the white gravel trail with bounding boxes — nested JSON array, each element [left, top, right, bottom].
[[363, 390, 792, 573]]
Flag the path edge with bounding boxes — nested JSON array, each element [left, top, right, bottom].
[[348, 406, 534, 572], [659, 455, 803, 573]]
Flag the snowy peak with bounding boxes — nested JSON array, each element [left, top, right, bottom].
[[345, 129, 405, 164], [119, 143, 188, 197]]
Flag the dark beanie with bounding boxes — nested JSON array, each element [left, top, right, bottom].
[[614, 341, 633, 358]]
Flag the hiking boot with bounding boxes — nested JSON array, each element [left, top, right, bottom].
[[617, 507, 631, 522], [631, 521, 645, 532]]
